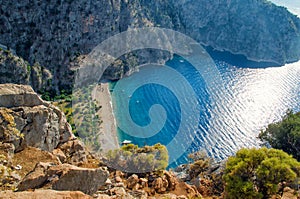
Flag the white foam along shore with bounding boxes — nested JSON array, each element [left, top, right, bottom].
[[92, 83, 119, 152]]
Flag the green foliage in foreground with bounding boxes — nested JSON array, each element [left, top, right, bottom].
[[105, 143, 168, 173], [223, 148, 300, 199], [259, 110, 300, 161]]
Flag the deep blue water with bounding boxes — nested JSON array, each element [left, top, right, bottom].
[[111, 51, 300, 168]]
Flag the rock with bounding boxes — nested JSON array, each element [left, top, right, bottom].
[[282, 187, 298, 199], [0, 84, 44, 108], [17, 162, 55, 191], [0, 84, 75, 152], [114, 182, 125, 188], [110, 187, 126, 196], [115, 176, 122, 183], [0, 50, 52, 93], [57, 139, 88, 165], [18, 162, 109, 195], [51, 164, 109, 195], [164, 171, 178, 191], [105, 178, 112, 185], [97, 194, 112, 199], [153, 193, 177, 199], [52, 148, 66, 163], [128, 190, 148, 199], [0, 190, 92, 199], [115, 170, 124, 178], [176, 195, 188, 199], [139, 178, 148, 188], [126, 174, 139, 189], [152, 177, 167, 193]]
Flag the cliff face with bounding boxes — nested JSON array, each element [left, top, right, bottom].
[[0, 0, 300, 92], [0, 49, 52, 93]]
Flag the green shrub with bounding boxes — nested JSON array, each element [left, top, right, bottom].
[[105, 143, 169, 173], [259, 110, 300, 161], [223, 148, 300, 199]]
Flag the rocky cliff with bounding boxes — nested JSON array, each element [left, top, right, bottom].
[[0, 0, 300, 93]]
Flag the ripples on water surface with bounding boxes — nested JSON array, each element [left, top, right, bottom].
[[112, 54, 300, 167]]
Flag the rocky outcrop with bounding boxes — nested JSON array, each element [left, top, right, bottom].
[[0, 84, 74, 151], [0, 190, 93, 199], [18, 162, 109, 195], [0, 0, 299, 92], [97, 170, 201, 198], [0, 49, 52, 93], [0, 84, 89, 165]]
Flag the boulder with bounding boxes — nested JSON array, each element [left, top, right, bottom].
[[0, 84, 44, 108], [18, 162, 109, 195], [17, 162, 55, 191], [57, 139, 88, 165], [164, 171, 178, 191], [0, 190, 92, 199], [126, 174, 139, 189], [51, 165, 109, 195], [52, 148, 66, 163], [0, 84, 75, 152]]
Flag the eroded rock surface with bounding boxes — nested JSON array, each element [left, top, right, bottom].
[[18, 162, 109, 195], [0, 84, 74, 151]]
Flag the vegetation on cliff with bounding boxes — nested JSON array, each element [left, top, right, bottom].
[[223, 147, 300, 199], [259, 110, 300, 161], [105, 143, 168, 173]]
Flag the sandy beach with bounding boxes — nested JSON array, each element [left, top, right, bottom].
[[92, 83, 119, 152]]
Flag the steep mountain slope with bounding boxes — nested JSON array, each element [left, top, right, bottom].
[[0, 0, 299, 93]]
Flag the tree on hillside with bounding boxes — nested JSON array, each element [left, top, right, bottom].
[[259, 110, 300, 161], [223, 148, 300, 199]]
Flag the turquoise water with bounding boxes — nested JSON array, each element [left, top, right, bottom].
[[111, 53, 300, 167]]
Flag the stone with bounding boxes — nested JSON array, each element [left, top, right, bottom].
[[97, 194, 112, 199], [115, 176, 122, 183], [57, 139, 88, 165], [115, 182, 125, 187], [152, 177, 166, 193], [17, 162, 55, 191], [0, 84, 44, 108], [282, 187, 298, 199], [0, 84, 75, 152], [0, 190, 92, 199], [51, 164, 109, 195], [52, 148, 66, 163], [18, 162, 109, 195], [164, 171, 178, 191], [110, 187, 126, 196], [128, 190, 148, 199], [139, 178, 148, 188], [105, 178, 112, 185], [126, 174, 139, 189]]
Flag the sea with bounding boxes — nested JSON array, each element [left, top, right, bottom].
[[110, 2, 300, 168]]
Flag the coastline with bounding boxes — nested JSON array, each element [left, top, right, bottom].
[[92, 83, 119, 152]]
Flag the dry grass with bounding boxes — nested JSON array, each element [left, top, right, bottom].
[[12, 147, 60, 178]]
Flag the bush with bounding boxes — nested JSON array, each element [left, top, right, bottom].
[[105, 143, 168, 173], [223, 148, 300, 199], [259, 110, 300, 161]]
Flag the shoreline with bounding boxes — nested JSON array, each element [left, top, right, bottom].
[[92, 83, 119, 153]]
